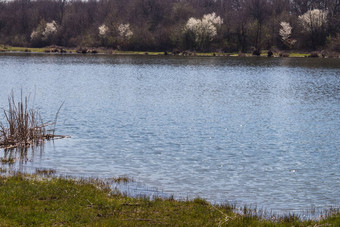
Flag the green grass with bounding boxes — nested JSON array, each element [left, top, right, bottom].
[[0, 45, 78, 53], [289, 53, 310, 58], [0, 173, 338, 226], [0, 46, 46, 53]]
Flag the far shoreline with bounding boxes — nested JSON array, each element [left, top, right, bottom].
[[1, 45, 339, 59]]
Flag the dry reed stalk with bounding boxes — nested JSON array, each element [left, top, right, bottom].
[[0, 91, 65, 150]]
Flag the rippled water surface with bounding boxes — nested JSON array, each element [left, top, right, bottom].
[[0, 53, 339, 214]]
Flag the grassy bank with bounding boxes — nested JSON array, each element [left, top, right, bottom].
[[1, 45, 339, 58], [0, 173, 338, 226]]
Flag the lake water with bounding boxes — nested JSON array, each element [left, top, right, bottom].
[[0, 53, 339, 215]]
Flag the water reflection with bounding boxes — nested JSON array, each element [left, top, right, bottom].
[[1, 143, 44, 172]]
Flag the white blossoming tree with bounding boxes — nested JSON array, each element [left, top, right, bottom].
[[30, 20, 58, 46], [279, 21, 296, 48], [98, 24, 109, 37], [98, 24, 110, 46], [117, 23, 133, 49], [298, 9, 328, 48], [118, 24, 133, 39], [97, 23, 133, 48], [279, 22, 291, 41], [98, 24, 113, 46], [298, 9, 328, 33], [30, 30, 40, 41], [184, 12, 223, 51], [42, 21, 57, 40]]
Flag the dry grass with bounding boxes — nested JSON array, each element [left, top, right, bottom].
[[35, 168, 57, 176], [111, 176, 133, 184], [0, 91, 65, 150]]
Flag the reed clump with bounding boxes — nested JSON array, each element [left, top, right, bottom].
[[0, 91, 65, 150]]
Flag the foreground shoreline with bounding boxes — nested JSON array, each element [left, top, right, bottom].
[[1, 45, 339, 58], [0, 172, 339, 226]]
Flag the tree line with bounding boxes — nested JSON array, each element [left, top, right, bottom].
[[0, 0, 339, 53]]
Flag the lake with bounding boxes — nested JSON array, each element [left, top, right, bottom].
[[0, 53, 339, 215]]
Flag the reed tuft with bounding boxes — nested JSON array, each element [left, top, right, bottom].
[[0, 90, 65, 150]]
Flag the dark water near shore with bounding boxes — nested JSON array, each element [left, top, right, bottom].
[[0, 53, 339, 214]]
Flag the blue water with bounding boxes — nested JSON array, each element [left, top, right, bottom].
[[0, 53, 339, 214]]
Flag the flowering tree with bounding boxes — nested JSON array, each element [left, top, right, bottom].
[[42, 21, 58, 40], [184, 12, 223, 51], [98, 24, 109, 37], [97, 23, 133, 48], [279, 21, 296, 48], [279, 22, 291, 41], [298, 9, 328, 48], [30, 20, 58, 46], [118, 24, 133, 39], [298, 9, 328, 33]]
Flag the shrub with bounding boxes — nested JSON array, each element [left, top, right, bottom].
[[279, 52, 290, 57], [309, 52, 319, 58]]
